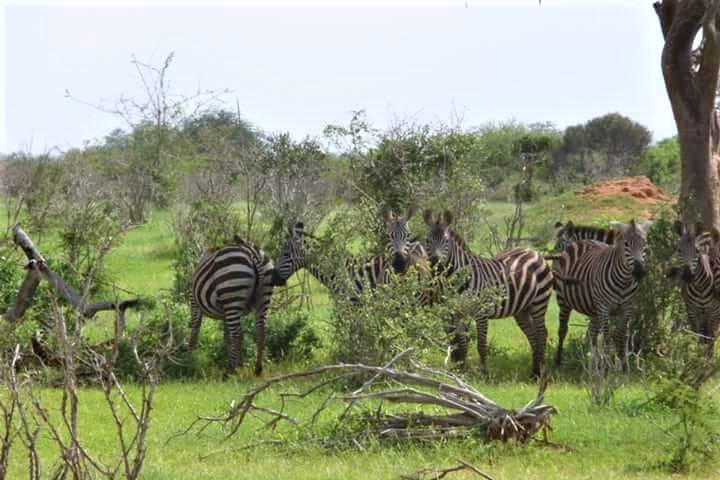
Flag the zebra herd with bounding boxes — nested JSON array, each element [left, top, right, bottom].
[[188, 210, 720, 377]]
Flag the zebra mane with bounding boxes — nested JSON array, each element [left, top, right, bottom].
[[563, 223, 612, 237], [447, 227, 471, 252]]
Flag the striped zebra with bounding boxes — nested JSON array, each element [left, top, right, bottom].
[[668, 221, 720, 351], [553, 219, 649, 366], [424, 209, 554, 377], [384, 207, 438, 305], [384, 206, 428, 274], [272, 222, 390, 303], [554, 221, 616, 252], [189, 238, 275, 376]]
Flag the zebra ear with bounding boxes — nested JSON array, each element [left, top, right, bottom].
[[639, 219, 654, 233], [694, 221, 705, 236], [383, 206, 393, 222], [554, 221, 564, 229], [565, 220, 574, 232], [673, 220, 684, 236], [609, 221, 624, 236], [608, 220, 625, 231], [711, 228, 720, 243], [405, 204, 416, 221], [442, 210, 454, 225], [423, 209, 434, 225]]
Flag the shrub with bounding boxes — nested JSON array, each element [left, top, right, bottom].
[[265, 308, 321, 363], [644, 334, 720, 472], [629, 211, 683, 356], [328, 265, 494, 368]]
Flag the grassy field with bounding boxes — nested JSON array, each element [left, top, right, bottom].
[[1, 196, 715, 479]]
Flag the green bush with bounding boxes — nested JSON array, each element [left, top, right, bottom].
[[629, 211, 684, 356], [643, 334, 720, 472], [329, 266, 493, 368], [266, 308, 321, 363]]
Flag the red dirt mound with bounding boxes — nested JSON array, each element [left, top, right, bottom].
[[574, 176, 672, 205]]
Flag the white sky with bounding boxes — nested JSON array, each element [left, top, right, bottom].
[[1, 0, 675, 154]]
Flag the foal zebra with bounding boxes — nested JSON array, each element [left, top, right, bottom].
[[553, 220, 649, 366], [424, 209, 553, 377], [273, 222, 389, 302], [668, 222, 720, 351], [189, 238, 275, 376]]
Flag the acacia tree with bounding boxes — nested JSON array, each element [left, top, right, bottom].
[[654, 0, 720, 227]]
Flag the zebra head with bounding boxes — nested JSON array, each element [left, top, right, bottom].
[[423, 209, 453, 267], [273, 222, 306, 286], [669, 221, 718, 283], [553, 221, 575, 251], [611, 219, 649, 280], [384, 205, 417, 274]]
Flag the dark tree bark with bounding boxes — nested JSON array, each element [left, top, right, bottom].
[[655, 0, 720, 227]]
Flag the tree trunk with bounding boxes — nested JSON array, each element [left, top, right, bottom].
[[655, 0, 720, 228]]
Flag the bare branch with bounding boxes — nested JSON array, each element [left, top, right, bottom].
[[182, 357, 557, 451]]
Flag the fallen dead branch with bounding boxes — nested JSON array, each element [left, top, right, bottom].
[[2, 224, 146, 332], [181, 349, 557, 452], [400, 459, 495, 480]]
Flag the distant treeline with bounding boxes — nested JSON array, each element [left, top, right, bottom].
[[0, 108, 677, 243]]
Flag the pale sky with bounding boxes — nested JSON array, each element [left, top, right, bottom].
[[1, 0, 675, 154]]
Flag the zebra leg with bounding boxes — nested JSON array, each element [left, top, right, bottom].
[[589, 308, 611, 362], [223, 312, 245, 378], [445, 316, 468, 368], [515, 306, 548, 379], [475, 315, 489, 376], [585, 316, 601, 356], [613, 308, 630, 369], [254, 305, 269, 377], [555, 304, 571, 366], [188, 297, 203, 351]]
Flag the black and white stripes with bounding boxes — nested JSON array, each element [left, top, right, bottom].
[[668, 222, 720, 351], [553, 220, 649, 365], [273, 222, 389, 303], [189, 239, 275, 376], [424, 209, 553, 377]]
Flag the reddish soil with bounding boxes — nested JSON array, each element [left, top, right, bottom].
[[574, 176, 672, 205]]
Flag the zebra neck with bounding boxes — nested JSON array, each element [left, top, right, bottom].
[[446, 236, 474, 274], [305, 263, 343, 295], [609, 246, 633, 282], [692, 255, 713, 286]]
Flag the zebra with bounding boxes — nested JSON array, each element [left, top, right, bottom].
[[189, 237, 275, 376], [384, 207, 438, 305], [423, 209, 554, 377], [384, 206, 428, 275], [667, 221, 720, 352], [553, 219, 650, 366], [272, 222, 390, 303]]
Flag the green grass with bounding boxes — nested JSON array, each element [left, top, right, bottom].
[[0, 379, 707, 479], [0, 195, 715, 478]]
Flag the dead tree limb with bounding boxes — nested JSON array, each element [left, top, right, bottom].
[[182, 353, 557, 451], [2, 225, 146, 331], [400, 459, 495, 480]]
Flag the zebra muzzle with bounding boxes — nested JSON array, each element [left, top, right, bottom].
[[632, 262, 647, 280], [392, 253, 409, 274]]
